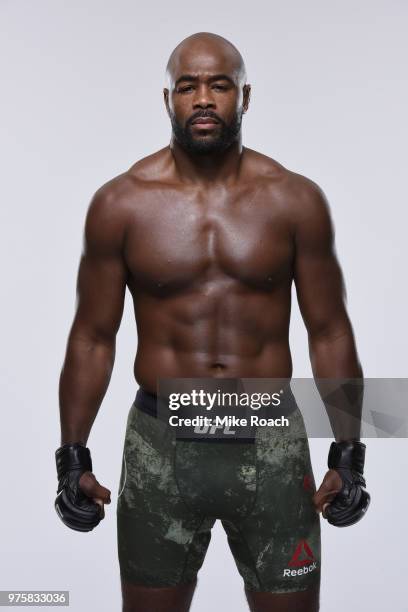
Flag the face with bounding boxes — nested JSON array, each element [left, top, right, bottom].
[[164, 47, 250, 154]]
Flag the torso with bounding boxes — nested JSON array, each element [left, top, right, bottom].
[[113, 146, 305, 392]]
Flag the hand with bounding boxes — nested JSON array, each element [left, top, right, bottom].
[[314, 441, 370, 527], [313, 469, 344, 517], [54, 443, 110, 532], [78, 471, 111, 519]]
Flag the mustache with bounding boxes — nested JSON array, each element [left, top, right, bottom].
[[187, 111, 223, 126]]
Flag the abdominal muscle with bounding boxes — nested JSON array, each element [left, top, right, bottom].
[[133, 324, 293, 393], [131, 280, 293, 392]]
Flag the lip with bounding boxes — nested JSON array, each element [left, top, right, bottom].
[[191, 117, 219, 125]]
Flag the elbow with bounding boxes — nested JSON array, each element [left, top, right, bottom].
[[308, 323, 352, 345], [68, 326, 117, 351], [308, 323, 363, 378]]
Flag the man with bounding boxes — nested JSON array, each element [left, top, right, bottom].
[[55, 32, 370, 612]]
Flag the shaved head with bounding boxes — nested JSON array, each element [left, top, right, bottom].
[[165, 32, 247, 88]]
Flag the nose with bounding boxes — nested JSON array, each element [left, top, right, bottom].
[[192, 84, 215, 109]]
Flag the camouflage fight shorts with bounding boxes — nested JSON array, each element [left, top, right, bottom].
[[116, 387, 321, 593]]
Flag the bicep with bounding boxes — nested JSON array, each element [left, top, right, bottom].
[[293, 185, 349, 336], [70, 191, 128, 343]]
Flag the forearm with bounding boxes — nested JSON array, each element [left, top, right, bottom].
[[309, 327, 363, 441], [58, 334, 116, 445]]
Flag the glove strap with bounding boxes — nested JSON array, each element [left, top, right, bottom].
[[55, 443, 92, 481], [328, 440, 366, 474]]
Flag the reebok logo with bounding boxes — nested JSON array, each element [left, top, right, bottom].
[[283, 540, 317, 577], [289, 539, 314, 567]]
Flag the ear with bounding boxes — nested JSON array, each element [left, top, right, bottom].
[[242, 84, 251, 113], [163, 88, 170, 116]]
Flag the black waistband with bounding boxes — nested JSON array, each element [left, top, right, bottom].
[[135, 388, 159, 417]]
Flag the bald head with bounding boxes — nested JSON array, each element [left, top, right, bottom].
[[165, 32, 247, 88]]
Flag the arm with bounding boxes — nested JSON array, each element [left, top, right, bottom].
[[54, 184, 129, 530], [293, 181, 363, 441], [293, 180, 370, 524], [59, 185, 128, 445]]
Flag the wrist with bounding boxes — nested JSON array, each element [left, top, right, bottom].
[[328, 440, 366, 473], [55, 442, 92, 480]]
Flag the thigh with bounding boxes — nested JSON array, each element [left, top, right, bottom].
[[245, 584, 320, 612], [223, 408, 321, 594], [121, 578, 197, 612], [117, 406, 215, 587]]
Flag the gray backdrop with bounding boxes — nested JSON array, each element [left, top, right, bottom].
[[1, 1, 407, 610]]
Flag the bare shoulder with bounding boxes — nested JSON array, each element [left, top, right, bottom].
[[84, 147, 170, 248], [283, 169, 333, 241], [243, 147, 288, 184], [84, 172, 137, 250], [245, 148, 331, 224], [91, 147, 169, 208], [127, 146, 174, 184]]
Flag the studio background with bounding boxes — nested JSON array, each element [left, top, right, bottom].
[[1, 1, 407, 610]]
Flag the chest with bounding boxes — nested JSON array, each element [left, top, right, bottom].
[[124, 189, 294, 293]]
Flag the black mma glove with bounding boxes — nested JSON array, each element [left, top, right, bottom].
[[325, 440, 370, 527], [55, 443, 103, 532]]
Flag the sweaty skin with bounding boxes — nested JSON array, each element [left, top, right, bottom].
[[58, 32, 362, 612]]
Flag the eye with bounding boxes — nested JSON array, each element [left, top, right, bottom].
[[178, 85, 194, 93], [212, 84, 227, 91]]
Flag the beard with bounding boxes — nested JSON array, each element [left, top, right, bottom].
[[169, 109, 243, 154]]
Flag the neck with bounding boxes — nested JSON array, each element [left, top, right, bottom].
[[169, 134, 244, 186]]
